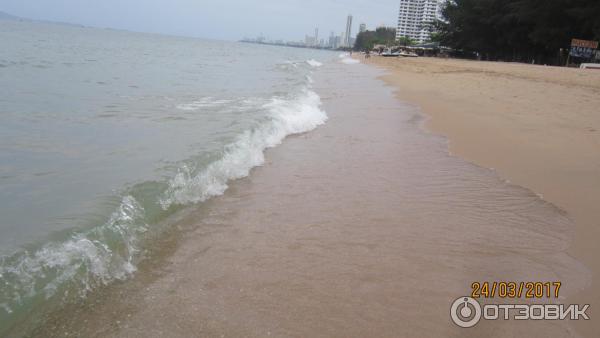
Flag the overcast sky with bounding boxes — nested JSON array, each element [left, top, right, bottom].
[[0, 0, 399, 41]]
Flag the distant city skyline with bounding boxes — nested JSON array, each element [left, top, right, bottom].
[[0, 0, 401, 41], [245, 13, 391, 50]]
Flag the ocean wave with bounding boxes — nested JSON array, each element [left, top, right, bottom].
[[306, 59, 323, 67], [176, 98, 233, 111], [282, 60, 299, 69], [337, 53, 360, 64], [0, 57, 328, 334], [0, 195, 146, 323], [160, 88, 327, 208], [340, 57, 360, 65]]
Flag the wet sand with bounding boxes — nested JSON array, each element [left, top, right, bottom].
[[366, 56, 600, 336], [38, 60, 591, 337]]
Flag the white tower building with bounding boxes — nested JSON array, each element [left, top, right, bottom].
[[345, 15, 353, 47], [396, 0, 446, 44]]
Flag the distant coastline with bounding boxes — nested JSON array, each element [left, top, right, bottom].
[[239, 39, 349, 51], [0, 10, 26, 21], [0, 10, 90, 29]]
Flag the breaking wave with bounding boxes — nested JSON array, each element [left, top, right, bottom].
[[0, 57, 328, 334], [160, 88, 327, 208], [0, 196, 146, 330], [340, 57, 360, 65], [306, 59, 323, 67], [176, 98, 233, 111], [338, 53, 360, 64]]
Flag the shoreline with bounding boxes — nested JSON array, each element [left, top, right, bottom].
[[35, 58, 591, 337], [365, 55, 600, 336]]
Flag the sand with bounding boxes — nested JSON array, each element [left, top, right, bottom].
[[35, 58, 595, 337], [367, 55, 600, 336]]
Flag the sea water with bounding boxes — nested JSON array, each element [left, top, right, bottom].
[[0, 19, 332, 333]]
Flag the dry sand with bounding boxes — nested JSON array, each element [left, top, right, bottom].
[[37, 59, 595, 337], [367, 55, 600, 336]]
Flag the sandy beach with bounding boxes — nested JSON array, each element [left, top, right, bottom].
[[367, 55, 600, 336], [31, 57, 595, 337]]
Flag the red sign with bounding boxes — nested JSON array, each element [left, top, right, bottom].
[[571, 39, 599, 49]]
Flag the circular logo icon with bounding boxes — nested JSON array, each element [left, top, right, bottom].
[[450, 297, 482, 328]]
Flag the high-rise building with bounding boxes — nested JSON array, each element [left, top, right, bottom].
[[305, 35, 316, 47], [396, 0, 446, 44], [329, 32, 336, 48], [344, 15, 353, 47], [359, 23, 367, 33], [335, 35, 343, 49]]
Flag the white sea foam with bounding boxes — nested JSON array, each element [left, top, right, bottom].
[[338, 52, 360, 64], [283, 60, 299, 68], [160, 88, 328, 208], [176, 98, 233, 111], [0, 196, 146, 313], [306, 59, 323, 67], [341, 57, 360, 65]]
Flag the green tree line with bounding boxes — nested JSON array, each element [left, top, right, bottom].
[[435, 0, 600, 64], [354, 27, 397, 51]]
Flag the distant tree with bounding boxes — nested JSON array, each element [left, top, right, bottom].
[[427, 32, 442, 43], [354, 31, 376, 51], [397, 36, 416, 46], [435, 0, 600, 64], [375, 27, 397, 45], [569, 0, 600, 40], [354, 27, 397, 51]]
